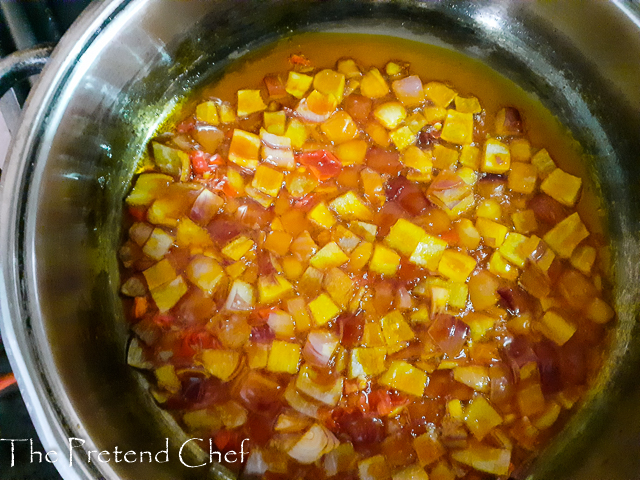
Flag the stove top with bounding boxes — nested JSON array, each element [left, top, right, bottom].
[[1, 2, 93, 478]]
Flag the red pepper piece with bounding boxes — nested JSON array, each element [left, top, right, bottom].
[[190, 151, 222, 176], [297, 150, 342, 181]]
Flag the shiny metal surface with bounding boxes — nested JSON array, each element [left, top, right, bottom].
[[0, 1, 639, 479]]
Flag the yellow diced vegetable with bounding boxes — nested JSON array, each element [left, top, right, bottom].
[[424, 82, 457, 108], [201, 349, 241, 381], [461, 312, 497, 341], [540, 168, 582, 207], [373, 102, 407, 130], [330, 191, 374, 221], [465, 395, 502, 440], [423, 106, 447, 124], [381, 310, 415, 354], [195, 101, 219, 125], [361, 321, 386, 348], [384, 218, 427, 257], [218, 102, 236, 123], [252, 164, 284, 197], [350, 222, 378, 242], [285, 118, 308, 148], [176, 218, 213, 250], [152, 142, 190, 181], [454, 366, 490, 393], [482, 138, 510, 174], [410, 305, 430, 323], [476, 217, 508, 248], [267, 340, 301, 374], [570, 245, 596, 274], [413, 429, 446, 467], [531, 148, 556, 178], [498, 232, 528, 268], [390, 126, 417, 151], [336, 139, 368, 166], [308, 293, 341, 326], [258, 274, 294, 304], [409, 233, 448, 270], [512, 209, 538, 234], [475, 198, 502, 222], [264, 230, 294, 256], [401, 146, 433, 177], [322, 110, 359, 144], [430, 286, 449, 315], [455, 95, 482, 114], [379, 360, 427, 397], [286, 71, 313, 98], [358, 455, 391, 480], [333, 225, 361, 253], [263, 110, 286, 135], [324, 267, 354, 308], [457, 166, 477, 186], [586, 297, 615, 324], [143, 258, 176, 290], [459, 145, 480, 170], [337, 58, 361, 78], [432, 144, 459, 170], [510, 138, 531, 162], [237, 89, 267, 117], [543, 212, 589, 258], [183, 409, 222, 432], [451, 441, 511, 476], [306, 88, 340, 118], [488, 252, 519, 281], [314, 69, 346, 101], [455, 218, 481, 250], [246, 342, 269, 369], [538, 310, 577, 345], [508, 162, 537, 194], [228, 129, 261, 170], [440, 110, 473, 145], [392, 464, 429, 480], [361, 168, 386, 207], [437, 250, 477, 283], [360, 68, 389, 98], [349, 347, 387, 378], [310, 242, 350, 269], [296, 365, 344, 406], [150, 275, 187, 312], [222, 235, 254, 261], [517, 382, 546, 417], [308, 202, 337, 229], [155, 365, 181, 393], [126, 172, 173, 207], [186, 255, 225, 296], [349, 241, 374, 272], [369, 244, 401, 276], [533, 401, 561, 430]]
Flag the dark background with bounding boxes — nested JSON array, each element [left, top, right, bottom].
[[0, 2, 93, 478]]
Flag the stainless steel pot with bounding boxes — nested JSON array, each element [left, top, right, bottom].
[[1, 1, 640, 479]]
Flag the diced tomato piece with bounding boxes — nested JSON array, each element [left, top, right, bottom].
[[215, 429, 232, 451], [344, 94, 372, 123], [128, 205, 147, 222], [297, 150, 342, 181], [386, 175, 430, 215], [263, 74, 286, 97], [366, 147, 401, 174], [289, 54, 311, 66], [369, 389, 409, 416], [373, 280, 395, 315], [176, 117, 196, 133], [333, 409, 385, 448], [375, 201, 407, 237]]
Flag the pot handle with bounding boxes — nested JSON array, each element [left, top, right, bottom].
[[0, 45, 54, 99]]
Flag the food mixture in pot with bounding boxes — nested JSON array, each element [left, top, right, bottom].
[[118, 34, 615, 479]]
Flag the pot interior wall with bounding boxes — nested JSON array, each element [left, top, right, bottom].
[[15, 0, 640, 479]]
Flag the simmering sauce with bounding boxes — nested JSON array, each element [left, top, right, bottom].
[[118, 33, 614, 479]]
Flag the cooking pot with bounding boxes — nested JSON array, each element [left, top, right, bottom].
[[1, 0, 640, 479]]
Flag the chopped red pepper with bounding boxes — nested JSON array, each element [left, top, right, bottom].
[[289, 54, 311, 66], [297, 150, 342, 181], [190, 151, 223, 176]]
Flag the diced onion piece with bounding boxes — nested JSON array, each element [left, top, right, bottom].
[[244, 449, 268, 475], [262, 146, 296, 170], [303, 330, 340, 367], [323, 442, 357, 477], [275, 411, 314, 433], [392, 75, 425, 107], [225, 279, 255, 312], [268, 309, 296, 338], [261, 129, 292, 149], [190, 189, 223, 225], [127, 337, 153, 369], [287, 423, 339, 464], [120, 277, 147, 297], [296, 365, 344, 406], [129, 222, 154, 246], [284, 380, 321, 419]]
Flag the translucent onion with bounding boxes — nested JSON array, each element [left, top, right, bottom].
[[260, 129, 292, 149], [190, 189, 223, 225], [225, 280, 255, 312], [262, 146, 296, 170], [302, 330, 340, 367], [286, 423, 339, 464], [284, 380, 320, 419], [244, 449, 268, 475]]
